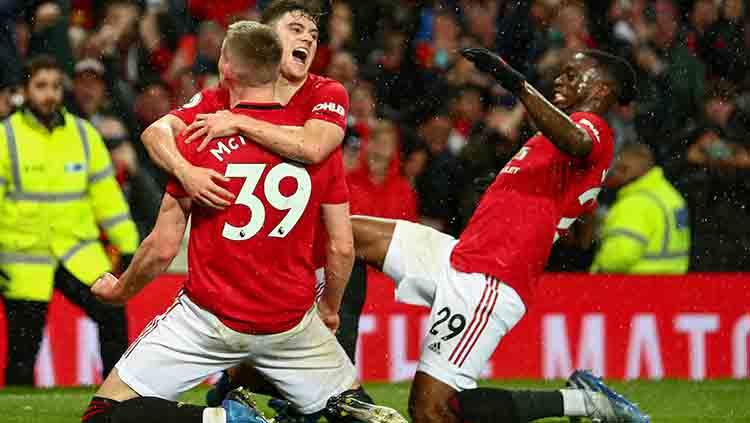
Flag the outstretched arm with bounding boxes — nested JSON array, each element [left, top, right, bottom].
[[462, 48, 593, 157], [91, 193, 190, 304], [517, 84, 593, 157], [184, 112, 344, 164]]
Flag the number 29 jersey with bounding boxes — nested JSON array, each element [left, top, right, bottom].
[[450, 112, 614, 304], [166, 102, 349, 335]]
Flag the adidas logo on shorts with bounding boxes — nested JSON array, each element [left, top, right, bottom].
[[427, 341, 441, 354]]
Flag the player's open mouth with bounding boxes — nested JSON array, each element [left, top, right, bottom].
[[292, 48, 309, 65], [553, 92, 566, 104]]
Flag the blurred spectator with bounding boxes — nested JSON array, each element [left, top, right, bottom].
[[133, 79, 173, 183], [683, 79, 750, 270], [447, 84, 485, 154], [415, 110, 464, 235], [607, 102, 640, 154], [342, 124, 363, 173], [347, 81, 377, 143], [1, 56, 138, 385], [685, 0, 719, 59], [190, 20, 225, 85], [311, 1, 355, 74], [702, 0, 747, 83], [0, 84, 21, 120], [348, 119, 418, 221], [414, 8, 460, 73], [326, 50, 358, 92], [591, 142, 690, 274], [458, 103, 526, 227], [67, 58, 108, 121], [0, 0, 23, 88], [633, 0, 706, 170], [187, 0, 255, 27], [366, 29, 419, 120], [536, 1, 594, 86], [462, 1, 499, 49], [82, 1, 142, 108], [686, 79, 750, 170], [495, 0, 556, 80], [94, 116, 162, 238], [27, 2, 75, 76]]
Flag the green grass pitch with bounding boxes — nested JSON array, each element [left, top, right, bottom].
[[0, 379, 748, 422]]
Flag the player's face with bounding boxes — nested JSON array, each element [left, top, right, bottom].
[[273, 11, 319, 82], [25, 68, 64, 118], [553, 53, 598, 112]]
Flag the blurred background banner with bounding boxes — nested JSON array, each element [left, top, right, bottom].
[[1, 271, 748, 387]]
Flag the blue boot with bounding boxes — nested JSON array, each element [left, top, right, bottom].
[[222, 387, 270, 423], [568, 370, 650, 423]]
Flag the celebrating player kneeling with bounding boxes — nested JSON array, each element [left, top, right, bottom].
[[349, 48, 650, 423], [81, 21, 404, 423]]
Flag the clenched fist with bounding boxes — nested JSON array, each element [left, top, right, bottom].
[[91, 272, 127, 305]]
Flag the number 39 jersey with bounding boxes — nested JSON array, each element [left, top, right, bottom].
[[451, 112, 614, 304], [166, 102, 349, 335]]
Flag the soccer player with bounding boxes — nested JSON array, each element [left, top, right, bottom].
[[140, 1, 371, 415], [347, 48, 650, 423], [81, 21, 402, 423], [141, 0, 368, 363], [141, 0, 348, 207]]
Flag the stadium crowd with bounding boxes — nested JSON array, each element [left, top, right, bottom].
[[0, 0, 748, 275]]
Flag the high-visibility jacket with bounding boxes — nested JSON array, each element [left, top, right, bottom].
[[0, 108, 139, 301], [591, 166, 690, 274]]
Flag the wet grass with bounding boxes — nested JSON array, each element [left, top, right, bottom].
[[0, 379, 748, 422]]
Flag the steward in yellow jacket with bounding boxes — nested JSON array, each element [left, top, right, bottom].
[[0, 56, 138, 385], [592, 142, 690, 274]]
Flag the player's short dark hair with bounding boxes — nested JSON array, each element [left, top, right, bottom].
[[261, 0, 325, 27], [582, 50, 638, 106], [224, 21, 283, 86], [23, 55, 63, 86]]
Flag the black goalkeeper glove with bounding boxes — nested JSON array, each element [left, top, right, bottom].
[[460, 47, 526, 93]]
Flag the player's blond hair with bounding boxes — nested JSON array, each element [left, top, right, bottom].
[[223, 21, 282, 87]]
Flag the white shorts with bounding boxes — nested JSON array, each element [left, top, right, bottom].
[[384, 220, 526, 390], [116, 294, 356, 414]]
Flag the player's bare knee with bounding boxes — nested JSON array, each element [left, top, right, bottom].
[[94, 369, 139, 402]]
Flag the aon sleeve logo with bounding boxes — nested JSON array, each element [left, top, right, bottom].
[[312, 102, 345, 116]]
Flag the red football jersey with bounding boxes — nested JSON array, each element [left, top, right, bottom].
[[169, 75, 350, 269], [166, 102, 349, 334], [170, 74, 349, 131], [451, 112, 614, 304]]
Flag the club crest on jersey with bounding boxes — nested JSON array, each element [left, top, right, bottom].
[[180, 93, 202, 109], [312, 102, 345, 116]]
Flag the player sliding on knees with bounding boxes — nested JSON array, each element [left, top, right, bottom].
[[80, 21, 405, 423], [348, 48, 649, 423], [140, 3, 373, 418]]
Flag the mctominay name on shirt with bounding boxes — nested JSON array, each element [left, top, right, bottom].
[[210, 136, 249, 162]]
